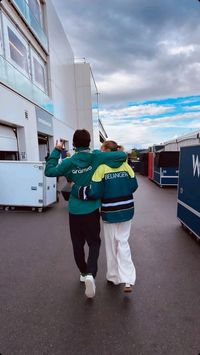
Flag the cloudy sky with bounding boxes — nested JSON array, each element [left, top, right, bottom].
[[52, 0, 200, 150]]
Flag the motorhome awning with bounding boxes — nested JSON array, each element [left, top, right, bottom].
[[0, 125, 18, 151]]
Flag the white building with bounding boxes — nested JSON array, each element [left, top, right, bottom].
[[0, 0, 106, 162], [163, 130, 200, 151]]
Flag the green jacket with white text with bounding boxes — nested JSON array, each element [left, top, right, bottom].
[[45, 147, 127, 215]]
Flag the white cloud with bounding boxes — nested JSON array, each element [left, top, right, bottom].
[[100, 104, 173, 120], [184, 105, 200, 111], [100, 106, 200, 149], [158, 40, 196, 56], [98, 71, 146, 94], [101, 107, 200, 126], [169, 45, 195, 56], [105, 124, 155, 150]]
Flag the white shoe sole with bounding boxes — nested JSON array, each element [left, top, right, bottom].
[[80, 275, 86, 282], [85, 278, 96, 298]]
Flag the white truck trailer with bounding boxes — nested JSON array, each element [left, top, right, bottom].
[[0, 161, 57, 211]]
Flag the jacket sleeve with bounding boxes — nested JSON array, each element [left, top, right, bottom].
[[87, 165, 105, 199], [94, 150, 127, 165], [125, 163, 138, 193], [44, 148, 73, 177], [71, 165, 105, 200]]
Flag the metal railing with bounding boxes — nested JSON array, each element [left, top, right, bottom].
[[0, 55, 54, 114], [11, 0, 48, 52]]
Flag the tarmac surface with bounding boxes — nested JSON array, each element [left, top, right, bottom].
[[0, 175, 200, 355]]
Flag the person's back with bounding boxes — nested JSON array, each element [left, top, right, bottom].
[[45, 132, 127, 215], [44, 130, 127, 298], [75, 140, 138, 222], [89, 160, 137, 223]]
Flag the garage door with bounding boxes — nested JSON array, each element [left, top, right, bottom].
[[0, 125, 18, 151]]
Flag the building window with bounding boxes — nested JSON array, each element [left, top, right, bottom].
[[33, 56, 45, 89], [28, 0, 43, 27], [31, 48, 47, 92], [8, 28, 29, 74], [3, 15, 30, 77]]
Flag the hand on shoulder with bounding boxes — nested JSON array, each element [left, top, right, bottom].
[[55, 142, 64, 151]]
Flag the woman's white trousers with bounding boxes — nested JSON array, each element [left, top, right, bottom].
[[103, 220, 136, 285]]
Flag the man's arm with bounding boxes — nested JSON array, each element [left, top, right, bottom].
[[94, 150, 127, 165], [44, 147, 73, 177], [71, 161, 139, 200], [71, 165, 105, 200]]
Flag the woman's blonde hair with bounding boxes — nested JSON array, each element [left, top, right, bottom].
[[101, 140, 118, 151]]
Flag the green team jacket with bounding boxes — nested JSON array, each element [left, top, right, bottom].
[[44, 147, 127, 215], [71, 161, 138, 223]]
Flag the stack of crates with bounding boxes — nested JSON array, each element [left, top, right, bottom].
[[153, 151, 179, 187], [139, 153, 148, 176], [177, 145, 200, 239], [148, 152, 155, 180]]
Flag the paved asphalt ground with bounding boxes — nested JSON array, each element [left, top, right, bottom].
[[0, 175, 200, 355]]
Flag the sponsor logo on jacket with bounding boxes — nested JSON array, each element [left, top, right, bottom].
[[72, 166, 92, 174], [105, 171, 129, 180]]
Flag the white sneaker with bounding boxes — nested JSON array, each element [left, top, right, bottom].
[[80, 273, 86, 282], [85, 275, 96, 298]]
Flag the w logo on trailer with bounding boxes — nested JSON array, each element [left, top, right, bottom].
[[192, 154, 200, 177]]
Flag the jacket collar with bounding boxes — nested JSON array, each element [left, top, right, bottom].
[[75, 147, 90, 153]]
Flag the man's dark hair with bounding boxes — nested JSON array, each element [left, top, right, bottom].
[[73, 129, 91, 148]]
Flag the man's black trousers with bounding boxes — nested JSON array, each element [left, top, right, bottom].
[[69, 209, 101, 278]]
